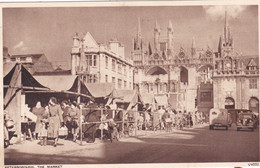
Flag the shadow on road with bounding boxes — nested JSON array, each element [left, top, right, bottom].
[[4, 125, 259, 164]]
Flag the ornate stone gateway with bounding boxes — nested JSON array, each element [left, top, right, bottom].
[[225, 97, 235, 109]]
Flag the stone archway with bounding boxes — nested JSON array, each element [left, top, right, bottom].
[[146, 66, 167, 75], [249, 97, 259, 114], [225, 97, 235, 109]]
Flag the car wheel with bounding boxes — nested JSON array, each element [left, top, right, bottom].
[[237, 128, 240, 131]]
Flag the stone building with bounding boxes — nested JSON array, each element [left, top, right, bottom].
[[132, 12, 259, 114], [71, 32, 134, 89], [3, 47, 54, 75]]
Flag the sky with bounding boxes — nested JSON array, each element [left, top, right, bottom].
[[3, 5, 258, 69]]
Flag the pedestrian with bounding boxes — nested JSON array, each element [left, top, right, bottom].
[[38, 118, 48, 146], [47, 97, 64, 147], [61, 100, 71, 139], [69, 101, 80, 142], [31, 101, 46, 140], [162, 109, 171, 132]]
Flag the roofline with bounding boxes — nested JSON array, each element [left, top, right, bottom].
[[11, 53, 45, 57]]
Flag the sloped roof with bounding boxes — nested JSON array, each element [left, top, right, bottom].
[[34, 75, 77, 91], [113, 89, 141, 103], [3, 62, 17, 77], [83, 32, 99, 49], [85, 83, 114, 98], [239, 55, 259, 67], [140, 92, 155, 104], [4, 64, 47, 89]]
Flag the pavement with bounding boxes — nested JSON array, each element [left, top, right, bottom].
[[4, 124, 259, 164]]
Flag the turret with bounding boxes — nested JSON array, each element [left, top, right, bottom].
[[154, 20, 160, 51], [218, 35, 222, 55], [135, 17, 142, 50], [191, 37, 196, 58], [167, 20, 174, 52], [71, 33, 80, 75]]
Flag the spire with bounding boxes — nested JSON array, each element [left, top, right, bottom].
[[155, 19, 160, 31], [191, 37, 196, 57], [192, 36, 196, 49], [218, 35, 222, 53], [224, 9, 229, 43], [168, 20, 173, 30], [137, 17, 142, 39]]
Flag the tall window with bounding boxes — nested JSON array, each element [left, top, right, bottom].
[[86, 55, 97, 67], [105, 56, 108, 69], [112, 59, 116, 71], [124, 81, 127, 88], [118, 79, 122, 89], [249, 78, 258, 89], [93, 55, 97, 66], [123, 65, 126, 76], [105, 75, 108, 82], [118, 62, 122, 74], [112, 77, 115, 84], [86, 55, 92, 66], [87, 74, 97, 83]]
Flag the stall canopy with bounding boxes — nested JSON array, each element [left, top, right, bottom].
[[155, 94, 169, 107], [4, 64, 50, 135], [34, 75, 78, 92], [140, 92, 156, 105], [4, 64, 49, 108], [110, 89, 142, 110], [85, 83, 114, 98]]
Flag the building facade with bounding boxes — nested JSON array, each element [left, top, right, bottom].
[[71, 32, 134, 90], [3, 47, 54, 75], [132, 13, 259, 114]]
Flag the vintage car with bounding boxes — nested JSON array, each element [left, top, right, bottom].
[[209, 108, 230, 130], [237, 112, 255, 131]]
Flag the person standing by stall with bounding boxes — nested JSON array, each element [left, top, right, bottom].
[[69, 102, 80, 142], [32, 101, 46, 140], [47, 97, 64, 147]]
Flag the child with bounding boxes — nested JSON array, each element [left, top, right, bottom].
[[38, 118, 48, 146]]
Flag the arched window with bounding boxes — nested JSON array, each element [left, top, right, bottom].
[[180, 66, 188, 83], [144, 83, 149, 93], [249, 97, 259, 114]]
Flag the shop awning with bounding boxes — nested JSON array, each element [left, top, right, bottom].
[[85, 83, 114, 98], [34, 75, 77, 92], [155, 95, 168, 106], [113, 89, 141, 104], [140, 92, 155, 105]]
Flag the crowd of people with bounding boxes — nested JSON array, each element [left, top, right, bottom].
[[4, 96, 207, 147]]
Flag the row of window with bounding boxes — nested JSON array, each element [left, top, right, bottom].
[[249, 78, 258, 89], [82, 74, 97, 83], [106, 56, 129, 76], [106, 75, 131, 89]]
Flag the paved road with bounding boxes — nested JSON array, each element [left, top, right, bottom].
[[4, 125, 259, 164]]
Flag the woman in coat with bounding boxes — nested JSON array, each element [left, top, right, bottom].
[[47, 97, 64, 147], [32, 101, 46, 140]]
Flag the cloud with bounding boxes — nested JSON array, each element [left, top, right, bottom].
[[203, 5, 248, 20], [13, 41, 28, 52]]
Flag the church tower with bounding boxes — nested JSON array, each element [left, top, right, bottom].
[[218, 10, 234, 58]]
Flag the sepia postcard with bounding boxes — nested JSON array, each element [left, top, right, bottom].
[[1, 1, 259, 168]]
